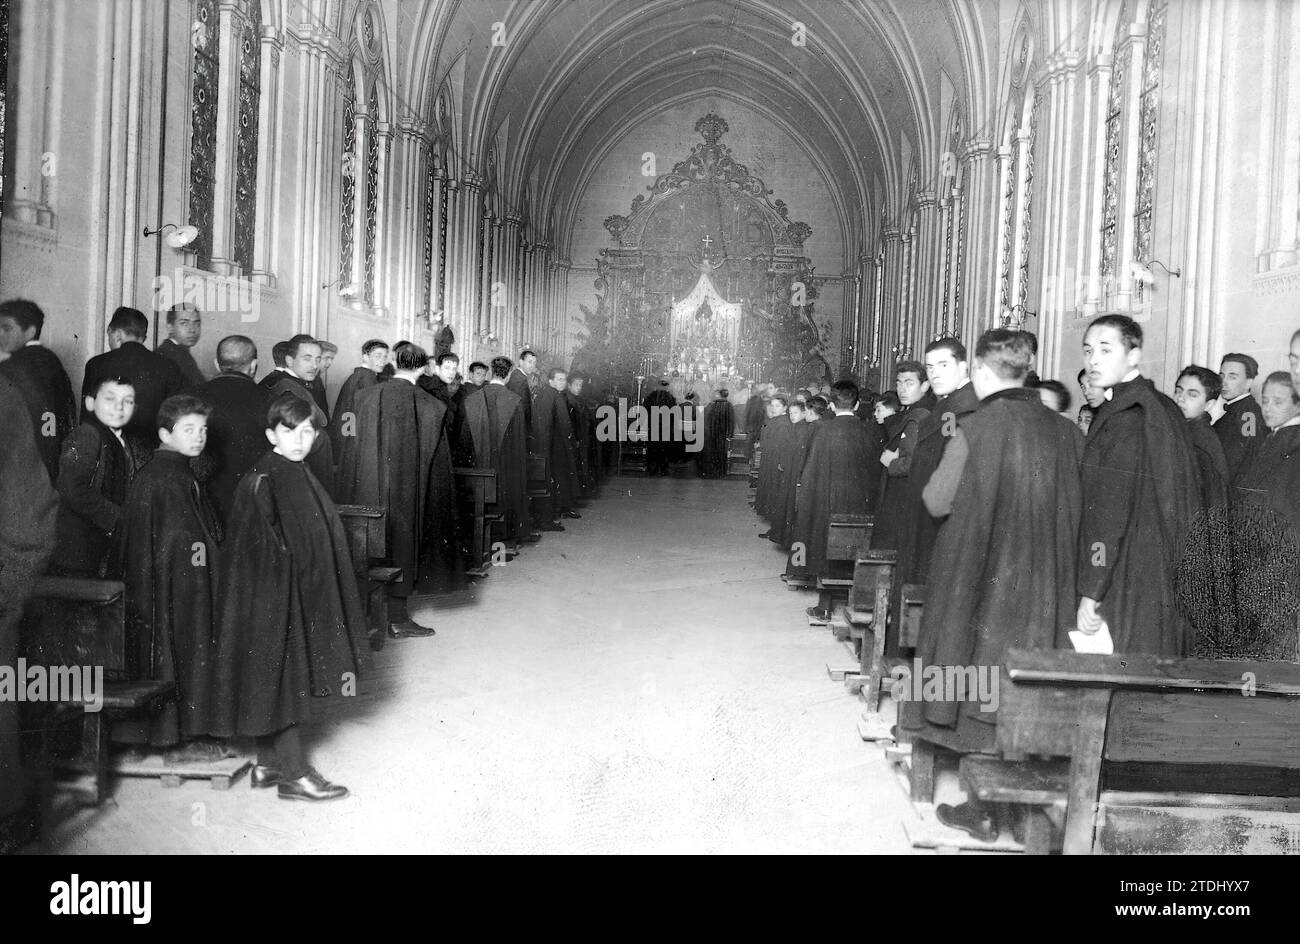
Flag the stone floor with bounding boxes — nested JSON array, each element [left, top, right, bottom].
[[47, 475, 916, 854]]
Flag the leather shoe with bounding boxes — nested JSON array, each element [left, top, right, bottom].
[[389, 620, 435, 638], [539, 521, 565, 532], [562, 510, 582, 519], [757, 531, 770, 539], [250, 764, 282, 789], [936, 801, 997, 842], [277, 768, 349, 802]]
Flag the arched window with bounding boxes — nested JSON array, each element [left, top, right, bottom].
[[231, 0, 261, 275], [363, 83, 379, 306], [1133, 1, 1168, 284], [188, 0, 220, 271]]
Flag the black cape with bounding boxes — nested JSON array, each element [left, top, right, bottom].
[[755, 415, 797, 521], [699, 397, 735, 478], [156, 338, 207, 389], [114, 450, 220, 745], [907, 389, 1083, 749], [1187, 413, 1229, 511], [82, 340, 183, 447], [1214, 394, 1266, 482], [770, 419, 817, 548], [266, 374, 335, 497], [209, 451, 367, 737], [187, 371, 271, 528], [535, 385, 580, 511], [462, 383, 529, 541], [1078, 377, 1200, 656], [785, 413, 877, 577], [329, 366, 381, 453], [0, 344, 76, 483], [872, 402, 930, 550]]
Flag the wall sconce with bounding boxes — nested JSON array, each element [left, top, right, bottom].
[[143, 223, 199, 249], [423, 309, 444, 328], [1129, 259, 1182, 284], [321, 278, 359, 298]]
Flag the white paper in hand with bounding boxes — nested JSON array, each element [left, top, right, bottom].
[[1069, 620, 1114, 655]]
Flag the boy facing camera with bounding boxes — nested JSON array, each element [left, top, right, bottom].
[[209, 393, 367, 802], [1173, 365, 1229, 510], [115, 395, 222, 753], [53, 377, 145, 577]]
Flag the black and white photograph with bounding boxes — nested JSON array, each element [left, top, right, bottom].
[[0, 0, 1296, 885]]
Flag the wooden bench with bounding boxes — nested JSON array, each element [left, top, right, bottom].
[[955, 648, 1300, 854], [840, 551, 895, 708], [336, 504, 402, 652], [455, 467, 499, 576]]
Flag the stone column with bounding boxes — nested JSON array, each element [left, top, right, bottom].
[[958, 136, 998, 343]]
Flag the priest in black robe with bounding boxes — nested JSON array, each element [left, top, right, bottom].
[[890, 340, 980, 651], [209, 393, 365, 801], [872, 361, 934, 550], [902, 329, 1083, 842], [114, 395, 221, 748], [155, 303, 207, 389], [1076, 315, 1201, 657], [785, 383, 877, 581], [699, 388, 735, 479], [0, 375, 58, 828], [1214, 353, 1265, 481], [188, 335, 271, 527], [336, 342, 448, 633], [642, 379, 678, 477], [534, 367, 581, 520], [463, 356, 530, 544], [0, 299, 77, 483], [265, 334, 334, 496]]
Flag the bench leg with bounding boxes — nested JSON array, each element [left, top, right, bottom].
[[910, 738, 936, 803], [366, 582, 387, 652], [861, 617, 888, 712], [1024, 807, 1055, 855], [79, 711, 108, 807], [1063, 688, 1110, 855]]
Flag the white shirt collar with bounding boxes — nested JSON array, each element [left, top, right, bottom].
[[1224, 392, 1251, 406], [1103, 369, 1141, 401], [1273, 414, 1300, 432], [24, 339, 41, 347]]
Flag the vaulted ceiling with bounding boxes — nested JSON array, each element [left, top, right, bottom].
[[388, 0, 991, 263]]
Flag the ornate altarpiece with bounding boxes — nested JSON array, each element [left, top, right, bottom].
[[584, 114, 825, 389]]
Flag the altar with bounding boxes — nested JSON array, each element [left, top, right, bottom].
[[666, 250, 743, 386]]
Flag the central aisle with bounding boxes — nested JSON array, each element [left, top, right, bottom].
[[54, 476, 914, 854]]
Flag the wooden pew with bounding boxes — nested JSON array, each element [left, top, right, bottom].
[[959, 648, 1300, 854], [810, 514, 874, 619], [839, 550, 895, 708], [454, 466, 499, 576], [336, 504, 401, 652]]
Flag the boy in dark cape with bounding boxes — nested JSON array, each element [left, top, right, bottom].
[[770, 398, 820, 549], [265, 335, 334, 496], [754, 395, 794, 527], [54, 377, 147, 577], [0, 375, 58, 828], [463, 357, 531, 545], [328, 339, 388, 453], [0, 299, 77, 483], [743, 387, 767, 461], [890, 340, 981, 650], [565, 372, 595, 496], [114, 396, 222, 750], [209, 393, 366, 801], [535, 368, 581, 519], [785, 383, 877, 582], [418, 352, 470, 463], [336, 341, 450, 631], [872, 362, 934, 549], [902, 329, 1082, 841], [82, 306, 184, 449], [1174, 365, 1230, 511], [1076, 315, 1201, 657], [1214, 353, 1265, 481], [699, 388, 735, 479]]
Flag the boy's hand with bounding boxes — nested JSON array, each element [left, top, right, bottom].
[[1076, 597, 1102, 634], [880, 448, 899, 468]]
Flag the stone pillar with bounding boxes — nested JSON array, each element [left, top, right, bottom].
[[880, 227, 905, 368], [914, 192, 941, 343], [959, 136, 998, 343]]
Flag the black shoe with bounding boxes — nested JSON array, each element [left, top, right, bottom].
[[806, 606, 831, 623], [936, 802, 998, 842], [757, 531, 770, 539], [388, 619, 435, 638], [521, 531, 542, 543], [562, 510, 581, 519], [250, 764, 283, 789], [540, 521, 565, 532], [277, 768, 349, 802]]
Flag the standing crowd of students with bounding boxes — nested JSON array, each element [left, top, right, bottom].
[[749, 315, 1300, 840], [0, 298, 603, 808]]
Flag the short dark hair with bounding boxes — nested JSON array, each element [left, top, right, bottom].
[[285, 334, 319, 359], [1263, 371, 1299, 405], [1087, 314, 1143, 350], [157, 394, 212, 432], [392, 341, 429, 372], [490, 356, 513, 378], [1035, 379, 1072, 413], [362, 339, 389, 356], [770, 394, 788, 410], [519, 349, 537, 362], [318, 340, 338, 355], [569, 371, 586, 384], [469, 360, 489, 374], [877, 391, 901, 412], [547, 367, 566, 381], [216, 335, 257, 371], [974, 328, 1035, 381], [1177, 365, 1222, 402], [807, 395, 829, 414], [108, 306, 149, 339], [1077, 368, 1088, 384], [895, 360, 925, 383], [1221, 353, 1259, 380], [830, 380, 859, 409], [89, 375, 135, 397], [0, 299, 45, 338], [271, 340, 291, 367], [924, 337, 968, 362], [435, 352, 460, 367], [1020, 330, 1039, 356], [266, 390, 315, 430], [166, 303, 199, 325]]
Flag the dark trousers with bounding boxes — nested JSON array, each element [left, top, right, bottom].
[[255, 724, 307, 780]]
